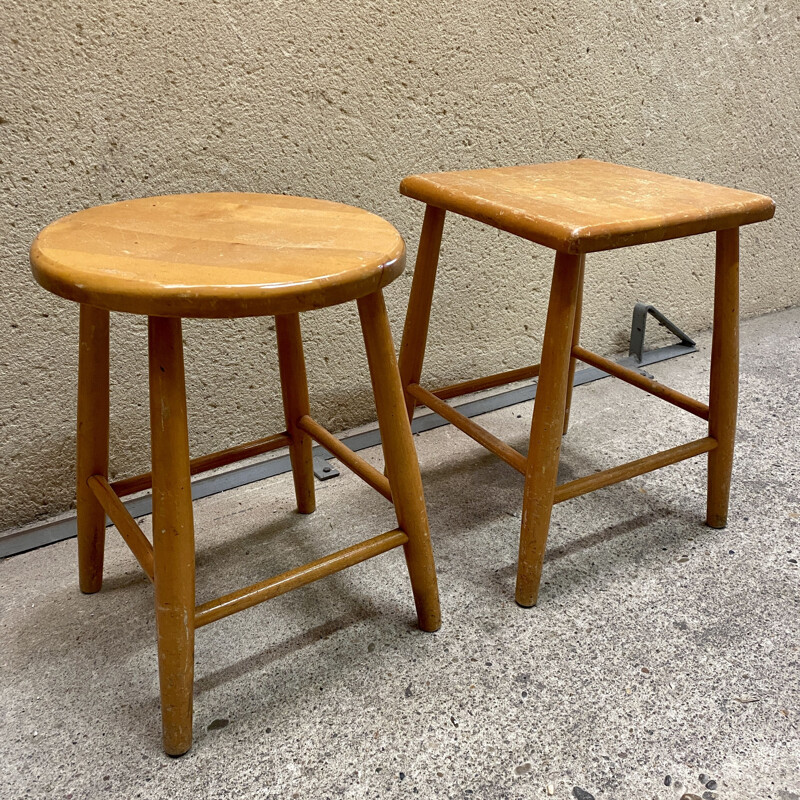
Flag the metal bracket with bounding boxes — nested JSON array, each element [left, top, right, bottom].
[[629, 303, 696, 363], [313, 455, 340, 481]]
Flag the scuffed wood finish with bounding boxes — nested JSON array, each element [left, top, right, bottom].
[[76, 304, 109, 593], [707, 228, 740, 528], [148, 316, 195, 757], [30, 193, 406, 318], [33, 193, 442, 756], [359, 290, 441, 632], [516, 252, 583, 607], [400, 160, 775, 253], [397, 161, 771, 609]]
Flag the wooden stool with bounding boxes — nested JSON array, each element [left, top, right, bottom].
[[30, 192, 441, 755], [396, 159, 774, 608]]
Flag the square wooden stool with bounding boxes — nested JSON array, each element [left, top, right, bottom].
[[396, 159, 774, 607], [30, 193, 441, 754]]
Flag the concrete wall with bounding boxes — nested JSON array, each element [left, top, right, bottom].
[[1, 0, 797, 531]]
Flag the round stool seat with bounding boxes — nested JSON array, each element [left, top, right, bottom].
[[30, 192, 406, 317]]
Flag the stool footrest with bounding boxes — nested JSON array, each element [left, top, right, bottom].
[[407, 383, 527, 473], [297, 415, 393, 502], [431, 363, 541, 401], [572, 346, 710, 420], [554, 437, 717, 503], [88, 475, 154, 582], [110, 432, 293, 498], [194, 528, 409, 627]]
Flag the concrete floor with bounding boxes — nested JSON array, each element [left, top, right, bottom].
[[1, 308, 798, 800]]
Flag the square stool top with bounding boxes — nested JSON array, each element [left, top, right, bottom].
[[400, 159, 774, 254]]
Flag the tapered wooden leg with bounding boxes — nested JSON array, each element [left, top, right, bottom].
[[276, 313, 316, 514], [76, 304, 109, 594], [358, 290, 441, 632], [516, 252, 583, 607], [707, 228, 739, 528], [562, 254, 586, 435], [148, 316, 195, 756], [397, 205, 446, 422]]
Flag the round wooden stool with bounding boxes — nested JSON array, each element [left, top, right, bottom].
[[395, 159, 774, 608], [30, 192, 441, 755]]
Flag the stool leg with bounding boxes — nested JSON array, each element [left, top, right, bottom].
[[276, 313, 316, 514], [76, 304, 109, 594], [516, 251, 583, 607], [358, 290, 442, 632], [148, 316, 195, 756], [707, 228, 740, 528], [397, 205, 446, 422], [562, 254, 586, 435]]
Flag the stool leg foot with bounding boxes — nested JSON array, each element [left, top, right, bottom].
[[276, 313, 316, 514], [516, 252, 583, 607], [562, 254, 585, 435], [397, 205, 446, 422], [707, 228, 739, 529], [76, 304, 109, 594], [358, 290, 442, 632], [148, 317, 195, 757]]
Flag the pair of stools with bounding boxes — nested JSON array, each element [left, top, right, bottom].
[[30, 160, 774, 754]]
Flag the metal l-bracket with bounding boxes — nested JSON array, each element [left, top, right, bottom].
[[313, 455, 340, 481], [629, 303, 696, 362]]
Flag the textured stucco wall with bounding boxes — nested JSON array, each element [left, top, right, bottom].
[[1, 0, 798, 531]]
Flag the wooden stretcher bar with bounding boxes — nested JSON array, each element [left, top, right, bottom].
[[111, 432, 292, 497], [88, 474, 154, 582], [194, 529, 408, 627], [406, 383, 527, 474], [554, 437, 717, 503], [298, 414, 392, 502], [572, 346, 710, 420], [431, 363, 541, 400]]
